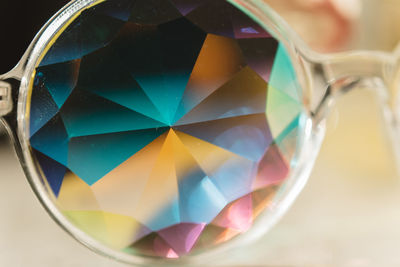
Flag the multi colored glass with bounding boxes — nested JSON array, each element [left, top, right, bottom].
[[28, 0, 303, 258]]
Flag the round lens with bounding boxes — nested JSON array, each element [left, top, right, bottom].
[[27, 0, 304, 260]]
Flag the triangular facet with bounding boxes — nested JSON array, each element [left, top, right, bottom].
[[253, 144, 289, 191], [252, 186, 277, 218], [132, 130, 180, 231], [212, 194, 253, 232], [176, 67, 267, 126], [34, 149, 67, 197], [267, 85, 302, 139], [169, 0, 208, 16], [91, 133, 168, 219], [102, 212, 152, 249], [176, 114, 272, 162], [68, 127, 168, 185], [131, 233, 179, 259], [158, 223, 206, 255], [170, 130, 227, 223], [129, 0, 182, 25], [40, 10, 124, 66], [156, 17, 207, 124], [37, 59, 80, 108], [186, 1, 235, 38], [175, 131, 257, 203], [30, 114, 69, 166], [92, 0, 135, 22], [275, 115, 301, 164], [231, 7, 272, 39], [60, 89, 167, 138], [193, 224, 240, 250], [58, 172, 101, 211], [238, 38, 278, 82], [29, 78, 60, 137], [174, 34, 246, 122], [110, 19, 206, 124], [63, 210, 109, 245], [269, 44, 301, 101], [78, 46, 166, 124]]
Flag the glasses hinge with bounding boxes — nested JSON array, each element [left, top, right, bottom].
[[0, 81, 12, 117]]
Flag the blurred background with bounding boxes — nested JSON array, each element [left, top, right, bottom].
[[1, 0, 400, 266]]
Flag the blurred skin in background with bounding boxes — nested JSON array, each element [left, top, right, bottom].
[[266, 0, 400, 52], [265, 0, 361, 52]]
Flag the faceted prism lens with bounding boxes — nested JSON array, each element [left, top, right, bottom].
[[28, 0, 304, 259]]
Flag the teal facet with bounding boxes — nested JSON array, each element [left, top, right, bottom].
[[37, 59, 80, 108], [60, 89, 167, 138], [31, 115, 69, 166], [269, 44, 301, 101], [67, 127, 168, 185], [29, 78, 59, 136]]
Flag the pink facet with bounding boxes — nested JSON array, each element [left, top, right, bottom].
[[158, 223, 206, 255], [213, 194, 253, 232]]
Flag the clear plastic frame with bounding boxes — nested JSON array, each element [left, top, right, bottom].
[[0, 0, 399, 266]]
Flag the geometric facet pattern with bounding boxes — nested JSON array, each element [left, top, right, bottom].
[[29, 0, 303, 259]]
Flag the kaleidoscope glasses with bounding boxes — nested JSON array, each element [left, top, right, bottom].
[[1, 0, 400, 265]]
